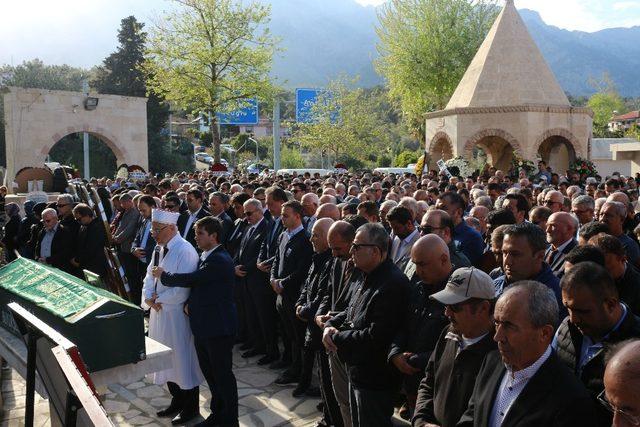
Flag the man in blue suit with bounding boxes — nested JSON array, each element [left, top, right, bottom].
[[153, 216, 238, 427]]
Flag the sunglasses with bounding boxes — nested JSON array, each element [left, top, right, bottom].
[[350, 243, 378, 252], [244, 210, 256, 217], [419, 225, 442, 235]]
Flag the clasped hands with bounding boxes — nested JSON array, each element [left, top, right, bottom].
[[144, 293, 163, 312]]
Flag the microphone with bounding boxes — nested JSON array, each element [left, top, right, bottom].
[[153, 246, 161, 293]]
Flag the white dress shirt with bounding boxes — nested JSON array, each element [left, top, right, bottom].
[[489, 346, 552, 427], [182, 207, 202, 238]]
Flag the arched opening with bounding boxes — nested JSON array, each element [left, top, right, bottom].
[[428, 134, 454, 170], [537, 136, 576, 175], [474, 136, 514, 171], [48, 133, 118, 178]]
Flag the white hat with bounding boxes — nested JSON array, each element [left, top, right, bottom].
[[430, 267, 496, 305], [151, 209, 180, 225]]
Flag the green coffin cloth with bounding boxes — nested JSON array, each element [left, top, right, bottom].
[[0, 257, 136, 322]]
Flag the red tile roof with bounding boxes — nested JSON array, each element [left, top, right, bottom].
[[612, 111, 640, 121]]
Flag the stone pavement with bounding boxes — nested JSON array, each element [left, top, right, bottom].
[[0, 348, 410, 426]]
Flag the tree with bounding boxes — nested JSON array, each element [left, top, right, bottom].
[[92, 16, 191, 173], [143, 0, 278, 164], [587, 73, 626, 138], [394, 150, 419, 167], [293, 77, 399, 167], [375, 0, 497, 137]]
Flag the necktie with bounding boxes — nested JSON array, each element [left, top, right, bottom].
[[546, 248, 557, 265]]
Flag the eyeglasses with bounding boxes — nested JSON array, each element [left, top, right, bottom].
[[419, 225, 443, 235], [350, 243, 378, 252], [151, 226, 168, 234], [244, 210, 256, 217], [446, 302, 467, 313], [164, 204, 176, 210], [598, 389, 640, 425], [544, 200, 561, 206]]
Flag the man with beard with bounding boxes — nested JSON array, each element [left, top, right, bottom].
[[142, 209, 203, 424], [413, 267, 497, 427]]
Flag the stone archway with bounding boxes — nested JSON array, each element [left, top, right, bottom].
[[428, 132, 454, 170], [2, 87, 148, 191], [534, 128, 582, 175], [48, 132, 119, 178], [464, 129, 522, 171]]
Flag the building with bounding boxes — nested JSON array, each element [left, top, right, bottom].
[[424, 0, 593, 175], [609, 111, 640, 132], [591, 138, 638, 177]]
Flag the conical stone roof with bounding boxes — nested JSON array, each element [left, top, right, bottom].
[[445, 0, 570, 109]]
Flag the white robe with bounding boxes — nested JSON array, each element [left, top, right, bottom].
[[141, 234, 204, 389]]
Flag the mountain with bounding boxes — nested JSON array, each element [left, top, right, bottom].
[[267, 0, 640, 96]]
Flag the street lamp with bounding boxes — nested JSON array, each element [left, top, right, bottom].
[[248, 137, 259, 162]]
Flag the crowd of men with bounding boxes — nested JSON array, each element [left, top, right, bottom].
[[2, 159, 640, 426]]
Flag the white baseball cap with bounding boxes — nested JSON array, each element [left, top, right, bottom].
[[430, 267, 497, 305]]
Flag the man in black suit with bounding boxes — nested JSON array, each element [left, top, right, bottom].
[[257, 186, 287, 367], [544, 212, 578, 279], [294, 218, 334, 397], [226, 193, 251, 258], [35, 208, 73, 274], [209, 192, 234, 245], [271, 200, 314, 385], [323, 223, 410, 427], [458, 281, 599, 427], [553, 261, 640, 426], [70, 204, 108, 277], [235, 198, 276, 364], [178, 189, 210, 249], [154, 216, 238, 427]]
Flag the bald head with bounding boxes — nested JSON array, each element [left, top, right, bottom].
[[316, 203, 341, 221], [546, 212, 578, 247], [319, 195, 337, 205], [411, 235, 451, 285], [311, 218, 334, 253], [607, 191, 630, 206], [328, 221, 356, 260], [604, 340, 640, 421]]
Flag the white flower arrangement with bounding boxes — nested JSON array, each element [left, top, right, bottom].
[[445, 156, 474, 178]]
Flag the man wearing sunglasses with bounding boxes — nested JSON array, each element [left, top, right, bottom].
[[418, 210, 470, 272], [413, 267, 497, 427]]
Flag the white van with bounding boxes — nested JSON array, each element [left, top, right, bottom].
[[276, 168, 333, 177], [373, 167, 415, 175]]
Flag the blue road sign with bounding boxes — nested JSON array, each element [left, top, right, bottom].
[[296, 88, 339, 124], [217, 99, 259, 125]]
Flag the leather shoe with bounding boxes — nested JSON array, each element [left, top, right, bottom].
[[194, 415, 216, 427], [157, 404, 181, 417], [269, 359, 291, 370], [274, 374, 299, 385], [241, 349, 262, 358], [171, 410, 199, 425], [257, 354, 278, 365], [305, 386, 321, 397], [292, 384, 308, 397]]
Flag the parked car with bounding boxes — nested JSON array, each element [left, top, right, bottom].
[[195, 153, 213, 163], [194, 145, 207, 153]]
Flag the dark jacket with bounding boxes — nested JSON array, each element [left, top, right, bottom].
[[17, 214, 39, 257], [388, 278, 449, 395], [60, 214, 81, 253], [615, 263, 640, 315], [161, 245, 238, 338], [545, 238, 577, 279], [554, 306, 640, 425], [258, 216, 284, 266], [270, 228, 314, 297], [2, 215, 21, 262], [132, 218, 156, 266], [177, 207, 210, 249], [494, 262, 566, 318], [296, 249, 333, 347], [413, 325, 497, 427], [226, 218, 248, 259], [326, 258, 410, 390], [34, 224, 74, 274], [235, 218, 269, 289], [76, 218, 108, 276], [317, 257, 360, 316], [214, 211, 234, 246], [457, 351, 599, 427]]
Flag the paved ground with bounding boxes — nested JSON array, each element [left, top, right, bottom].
[[0, 347, 410, 426]]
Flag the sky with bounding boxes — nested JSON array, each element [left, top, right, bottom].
[[1, 0, 639, 69]]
